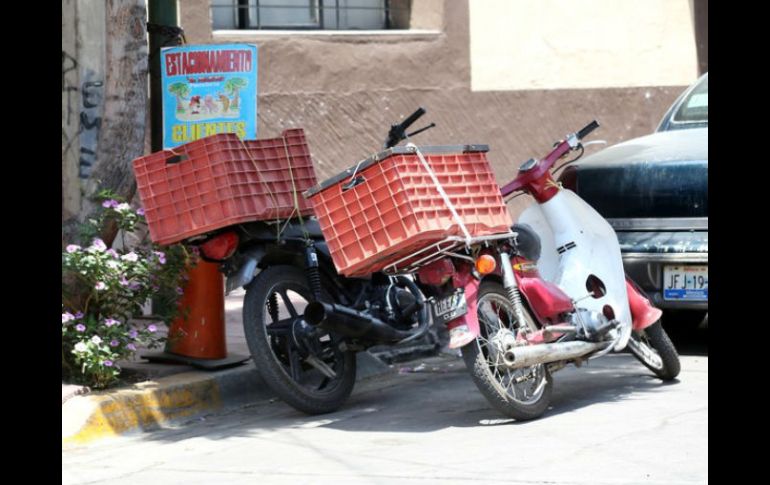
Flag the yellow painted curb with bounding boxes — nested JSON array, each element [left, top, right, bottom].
[[62, 372, 222, 445]]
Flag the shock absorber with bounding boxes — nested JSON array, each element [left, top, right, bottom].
[[499, 251, 528, 327], [267, 293, 279, 323], [305, 243, 322, 302]]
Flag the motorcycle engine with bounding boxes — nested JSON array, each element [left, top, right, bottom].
[[569, 309, 615, 340], [363, 275, 421, 331]]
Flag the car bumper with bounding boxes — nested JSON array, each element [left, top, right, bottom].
[[621, 252, 708, 310]]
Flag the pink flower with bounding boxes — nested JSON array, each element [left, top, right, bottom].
[[75, 324, 86, 332], [103, 360, 114, 367], [110, 340, 120, 347], [62, 312, 75, 324], [104, 318, 120, 327], [147, 324, 158, 333], [89, 239, 107, 252], [136, 208, 145, 216], [66, 244, 80, 253], [121, 252, 139, 263], [102, 200, 119, 209], [127, 343, 137, 351], [95, 282, 107, 291]]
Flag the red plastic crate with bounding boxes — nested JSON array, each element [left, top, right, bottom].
[[306, 146, 512, 277], [133, 128, 317, 245]]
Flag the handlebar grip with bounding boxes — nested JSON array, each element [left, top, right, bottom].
[[399, 107, 426, 131], [577, 120, 600, 140]]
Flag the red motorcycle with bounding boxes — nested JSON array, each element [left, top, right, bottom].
[[195, 109, 679, 420]]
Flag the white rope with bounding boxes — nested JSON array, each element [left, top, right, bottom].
[[406, 143, 472, 246]]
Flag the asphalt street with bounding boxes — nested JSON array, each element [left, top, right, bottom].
[[62, 345, 707, 485]]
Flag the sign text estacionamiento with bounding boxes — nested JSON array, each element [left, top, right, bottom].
[[165, 49, 253, 143]]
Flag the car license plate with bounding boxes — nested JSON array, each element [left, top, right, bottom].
[[663, 265, 708, 301], [430, 290, 468, 323]]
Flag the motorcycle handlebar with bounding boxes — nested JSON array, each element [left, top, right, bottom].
[[502, 120, 601, 197], [398, 107, 426, 133], [576, 120, 600, 141], [384, 107, 427, 148]]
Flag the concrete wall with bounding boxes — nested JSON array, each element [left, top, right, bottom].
[[62, 0, 149, 242], [62, 0, 107, 223], [173, 0, 691, 219], [469, 0, 698, 91]]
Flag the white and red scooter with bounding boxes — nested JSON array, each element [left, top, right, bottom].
[[423, 121, 681, 420]]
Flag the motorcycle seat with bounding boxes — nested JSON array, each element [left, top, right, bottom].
[[511, 223, 541, 262]]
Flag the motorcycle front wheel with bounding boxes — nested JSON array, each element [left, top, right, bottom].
[[461, 280, 552, 421], [243, 265, 356, 414], [626, 320, 681, 381]]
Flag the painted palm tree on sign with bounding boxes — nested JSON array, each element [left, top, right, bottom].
[[168, 82, 191, 113], [224, 78, 248, 110]]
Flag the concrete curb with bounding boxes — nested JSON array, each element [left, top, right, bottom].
[[62, 352, 392, 445]]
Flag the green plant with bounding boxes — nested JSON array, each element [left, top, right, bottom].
[[62, 193, 196, 389]]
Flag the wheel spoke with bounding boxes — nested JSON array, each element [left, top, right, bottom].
[[285, 339, 302, 382], [266, 318, 295, 335], [279, 289, 299, 318], [507, 373, 518, 400], [474, 290, 548, 406], [317, 376, 330, 390]]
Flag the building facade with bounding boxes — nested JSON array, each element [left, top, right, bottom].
[[63, 0, 706, 225]]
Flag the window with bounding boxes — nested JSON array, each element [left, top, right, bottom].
[[672, 74, 708, 125], [211, 0, 409, 30]]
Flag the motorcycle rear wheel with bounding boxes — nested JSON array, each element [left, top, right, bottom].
[[243, 265, 356, 414], [461, 281, 552, 421], [626, 320, 681, 381]]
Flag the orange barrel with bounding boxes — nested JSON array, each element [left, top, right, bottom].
[[165, 260, 227, 359]]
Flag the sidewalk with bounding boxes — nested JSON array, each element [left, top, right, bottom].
[[62, 288, 251, 404], [62, 287, 412, 445]]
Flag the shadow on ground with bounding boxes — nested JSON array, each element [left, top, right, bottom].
[[124, 352, 692, 445]]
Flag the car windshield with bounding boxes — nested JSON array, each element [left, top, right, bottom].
[[672, 75, 708, 124]]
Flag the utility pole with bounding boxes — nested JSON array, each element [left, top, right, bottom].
[[148, 0, 180, 151]]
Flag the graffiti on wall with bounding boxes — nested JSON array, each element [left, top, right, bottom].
[[62, 51, 104, 179], [78, 71, 103, 179], [62, 51, 79, 127]]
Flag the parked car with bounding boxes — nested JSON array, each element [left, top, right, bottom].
[[559, 73, 708, 324]]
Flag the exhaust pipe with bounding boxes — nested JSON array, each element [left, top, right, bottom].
[[304, 301, 412, 343], [503, 341, 610, 369]]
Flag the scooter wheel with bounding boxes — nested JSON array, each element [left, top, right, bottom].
[[460, 280, 552, 421], [627, 320, 681, 381]]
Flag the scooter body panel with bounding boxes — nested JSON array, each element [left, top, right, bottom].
[[519, 189, 632, 350]]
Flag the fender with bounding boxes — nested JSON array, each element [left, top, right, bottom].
[[444, 255, 574, 349], [626, 277, 662, 331], [225, 247, 265, 294]]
